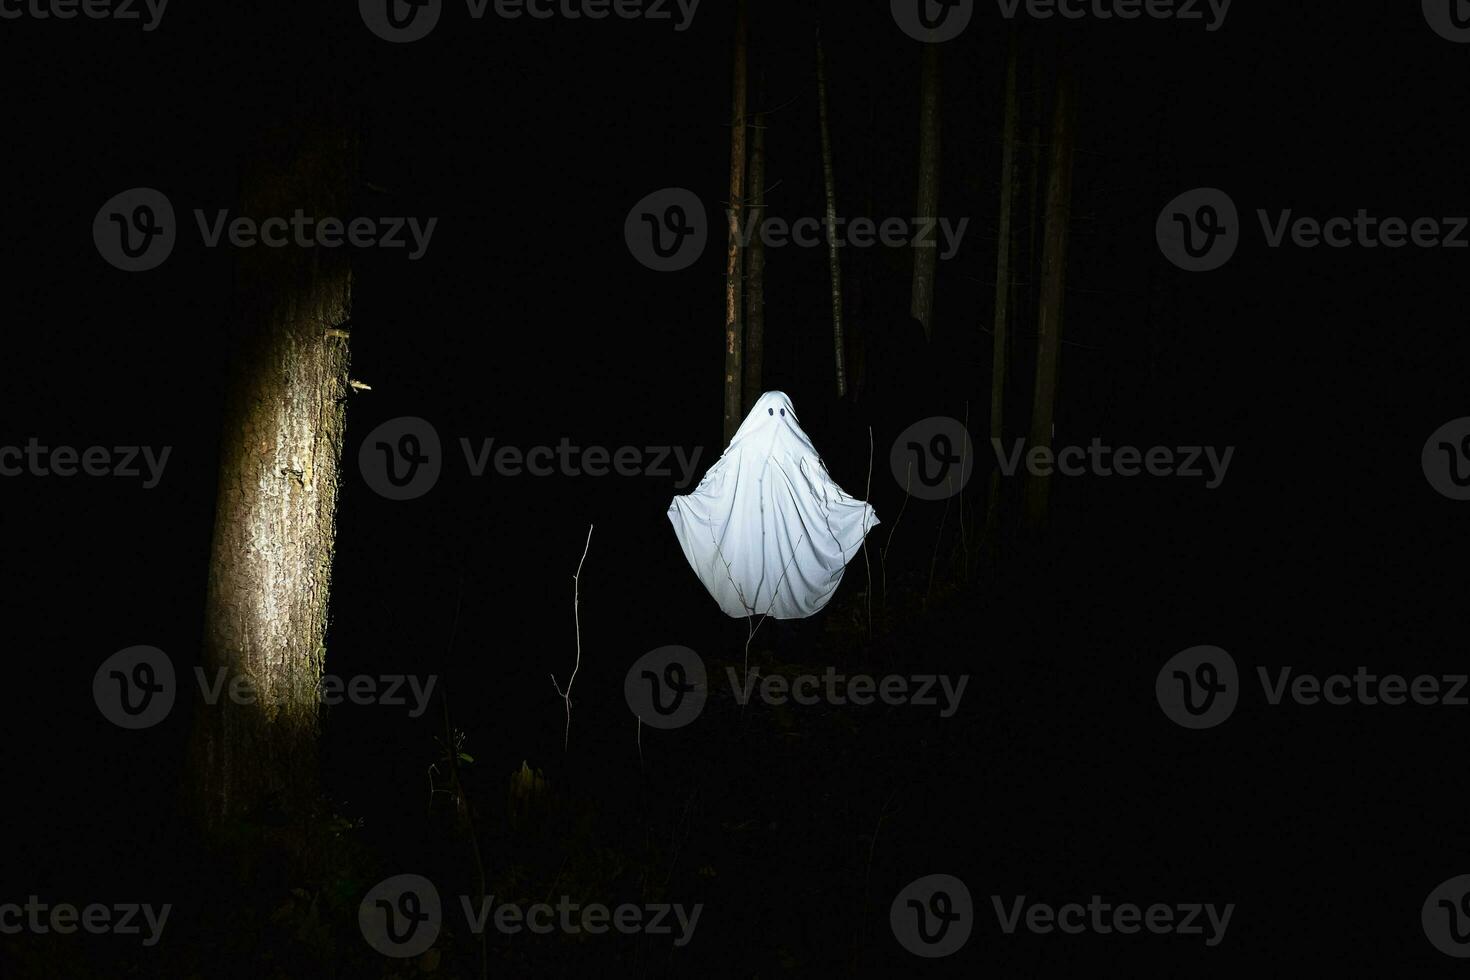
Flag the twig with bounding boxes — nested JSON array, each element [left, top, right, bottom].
[[436, 566, 486, 980], [926, 473, 952, 604], [957, 402, 970, 579], [863, 426, 874, 641], [851, 789, 900, 969], [882, 463, 912, 607], [551, 524, 594, 751]]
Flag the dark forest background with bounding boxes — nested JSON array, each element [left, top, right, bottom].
[[2, 0, 1467, 975]]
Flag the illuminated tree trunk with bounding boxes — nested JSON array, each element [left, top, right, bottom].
[[910, 43, 941, 341], [816, 27, 846, 398], [190, 112, 356, 833], [722, 0, 748, 445], [984, 31, 1020, 551], [1023, 63, 1075, 530], [743, 95, 767, 411]]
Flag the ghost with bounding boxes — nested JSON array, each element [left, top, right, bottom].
[[668, 391, 879, 619]]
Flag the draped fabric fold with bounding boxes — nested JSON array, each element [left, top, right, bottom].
[[668, 391, 879, 619]]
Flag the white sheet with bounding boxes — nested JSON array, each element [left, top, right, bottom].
[[667, 391, 879, 619]]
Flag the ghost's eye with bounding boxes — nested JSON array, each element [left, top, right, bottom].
[[768, 408, 773, 416], [780, 408, 786, 417]]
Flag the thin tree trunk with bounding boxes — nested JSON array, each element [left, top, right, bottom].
[[722, 0, 749, 445], [1023, 61, 1076, 530], [189, 110, 357, 835], [849, 85, 877, 403], [743, 88, 767, 410], [1021, 45, 1043, 350], [910, 43, 941, 341], [816, 26, 846, 398], [984, 30, 1020, 552]]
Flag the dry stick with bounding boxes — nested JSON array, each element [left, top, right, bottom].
[[436, 568, 487, 980], [663, 791, 698, 890], [926, 472, 953, 604], [863, 426, 874, 641], [957, 400, 971, 578], [706, 515, 804, 698], [704, 524, 762, 683], [851, 789, 900, 969], [551, 524, 595, 751], [739, 532, 807, 709], [882, 462, 913, 607]]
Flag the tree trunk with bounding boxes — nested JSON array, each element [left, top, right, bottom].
[[743, 92, 767, 410], [189, 111, 356, 835], [910, 42, 941, 342], [984, 30, 1020, 552], [849, 85, 877, 403], [722, 0, 748, 445], [816, 27, 846, 399], [1025, 47, 1043, 327], [1022, 61, 1076, 530]]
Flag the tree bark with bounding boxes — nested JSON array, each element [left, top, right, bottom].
[[910, 43, 942, 342], [1023, 45, 1043, 337], [189, 110, 356, 835], [722, 0, 749, 445], [984, 30, 1020, 551], [849, 85, 877, 403], [816, 27, 846, 399], [743, 93, 767, 411], [1023, 61, 1076, 530]]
